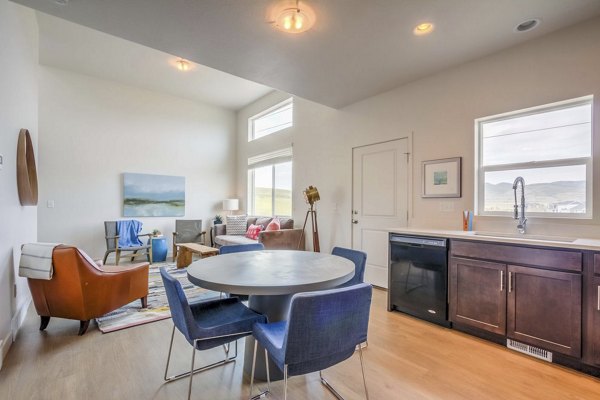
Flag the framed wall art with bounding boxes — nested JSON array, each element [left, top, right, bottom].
[[123, 173, 185, 217], [422, 157, 462, 198]]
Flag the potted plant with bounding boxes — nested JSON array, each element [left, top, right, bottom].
[[214, 214, 223, 225], [152, 229, 162, 237]]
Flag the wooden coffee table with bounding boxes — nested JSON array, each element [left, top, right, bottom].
[[176, 243, 219, 268]]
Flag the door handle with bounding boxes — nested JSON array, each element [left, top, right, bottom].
[[508, 271, 513, 293], [500, 270, 504, 292], [352, 220, 359, 224], [597, 286, 600, 311]]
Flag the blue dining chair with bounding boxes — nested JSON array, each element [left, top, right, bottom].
[[219, 243, 264, 300], [160, 267, 267, 400], [332, 246, 367, 287], [249, 283, 373, 400], [218, 243, 265, 254]]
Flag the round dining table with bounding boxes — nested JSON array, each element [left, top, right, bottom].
[[187, 250, 355, 381]]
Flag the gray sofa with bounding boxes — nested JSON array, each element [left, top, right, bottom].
[[212, 216, 305, 250]]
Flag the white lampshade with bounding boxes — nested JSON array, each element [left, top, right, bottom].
[[222, 198, 239, 211]]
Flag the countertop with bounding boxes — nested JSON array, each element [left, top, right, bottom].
[[389, 227, 600, 251]]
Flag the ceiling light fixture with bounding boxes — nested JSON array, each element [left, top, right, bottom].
[[514, 18, 541, 33], [176, 58, 190, 71], [413, 22, 434, 36], [273, 0, 315, 34]]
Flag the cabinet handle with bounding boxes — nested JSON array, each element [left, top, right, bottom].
[[508, 271, 513, 293], [500, 270, 504, 292], [597, 286, 600, 311]]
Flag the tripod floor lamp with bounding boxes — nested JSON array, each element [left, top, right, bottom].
[[298, 185, 320, 252]]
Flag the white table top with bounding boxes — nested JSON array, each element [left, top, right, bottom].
[[187, 250, 355, 296]]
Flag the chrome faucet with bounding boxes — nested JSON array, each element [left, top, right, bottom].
[[512, 176, 527, 234]]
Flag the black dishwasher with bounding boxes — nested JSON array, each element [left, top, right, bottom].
[[388, 233, 450, 327]]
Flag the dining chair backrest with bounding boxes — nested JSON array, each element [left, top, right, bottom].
[[219, 243, 264, 255], [283, 283, 372, 376], [332, 247, 367, 287], [160, 267, 199, 343]]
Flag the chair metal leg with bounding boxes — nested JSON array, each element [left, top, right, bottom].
[[264, 349, 271, 393], [320, 370, 345, 400], [320, 346, 369, 400], [249, 339, 257, 400], [163, 325, 239, 383], [284, 364, 288, 400], [164, 325, 177, 381], [188, 340, 197, 400], [249, 342, 270, 400], [358, 345, 369, 400]]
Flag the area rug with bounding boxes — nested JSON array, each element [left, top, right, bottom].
[[96, 262, 220, 333]]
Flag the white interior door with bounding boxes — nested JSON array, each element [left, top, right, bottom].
[[352, 139, 409, 288]]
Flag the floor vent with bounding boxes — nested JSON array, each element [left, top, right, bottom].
[[507, 339, 552, 362]]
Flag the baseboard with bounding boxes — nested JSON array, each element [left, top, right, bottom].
[[0, 331, 11, 371], [1, 298, 32, 370], [12, 298, 31, 342]]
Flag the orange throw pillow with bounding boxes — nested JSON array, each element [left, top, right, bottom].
[[265, 218, 281, 231], [245, 224, 263, 240]]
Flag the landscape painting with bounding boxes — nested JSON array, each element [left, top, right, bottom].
[[123, 173, 185, 217]]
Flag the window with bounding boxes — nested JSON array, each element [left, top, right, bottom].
[[248, 148, 293, 216], [248, 98, 293, 141], [475, 96, 593, 218]]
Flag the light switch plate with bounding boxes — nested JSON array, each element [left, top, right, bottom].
[[47, 200, 55, 208]]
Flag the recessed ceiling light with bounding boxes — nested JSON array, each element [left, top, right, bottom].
[[272, 0, 316, 34], [176, 59, 191, 71], [414, 22, 434, 36], [514, 18, 541, 33]]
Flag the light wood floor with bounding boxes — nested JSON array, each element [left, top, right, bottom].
[[1, 288, 599, 400]]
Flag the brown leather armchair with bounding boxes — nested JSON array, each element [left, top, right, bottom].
[[27, 245, 149, 335]]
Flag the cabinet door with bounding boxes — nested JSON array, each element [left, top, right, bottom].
[[507, 265, 581, 357], [588, 275, 600, 365], [449, 257, 506, 335]]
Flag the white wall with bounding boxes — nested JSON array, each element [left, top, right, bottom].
[[0, 0, 38, 365], [237, 16, 600, 251], [38, 67, 237, 259]]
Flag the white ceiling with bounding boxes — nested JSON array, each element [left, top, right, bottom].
[[35, 12, 273, 111], [16, 0, 600, 109]]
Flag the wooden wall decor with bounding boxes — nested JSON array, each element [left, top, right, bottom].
[[17, 128, 38, 206]]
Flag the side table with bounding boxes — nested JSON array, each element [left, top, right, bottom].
[[149, 236, 167, 262]]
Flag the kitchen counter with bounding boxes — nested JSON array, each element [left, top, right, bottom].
[[389, 227, 600, 251]]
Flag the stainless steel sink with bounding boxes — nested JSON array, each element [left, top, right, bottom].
[[473, 231, 577, 243]]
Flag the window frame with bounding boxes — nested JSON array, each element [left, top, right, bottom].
[[248, 97, 293, 141], [247, 148, 293, 217], [474, 96, 593, 219]]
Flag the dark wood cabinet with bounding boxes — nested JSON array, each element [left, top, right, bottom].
[[506, 265, 581, 357], [449, 240, 583, 359], [449, 257, 506, 335], [585, 271, 600, 366]]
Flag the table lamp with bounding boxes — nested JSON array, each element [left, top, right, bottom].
[[222, 199, 239, 215]]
